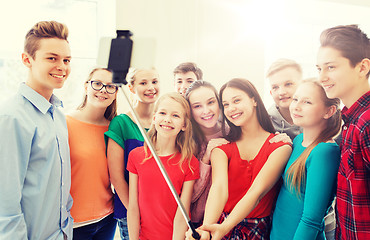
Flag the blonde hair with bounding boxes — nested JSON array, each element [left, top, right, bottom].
[[143, 92, 195, 172], [126, 67, 157, 86], [77, 68, 117, 121], [286, 79, 341, 195], [266, 58, 302, 78], [24, 21, 69, 59]]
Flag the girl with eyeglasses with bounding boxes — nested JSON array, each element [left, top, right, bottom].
[[66, 67, 118, 239], [105, 68, 160, 239]]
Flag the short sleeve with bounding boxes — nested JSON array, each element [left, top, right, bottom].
[[217, 142, 233, 159], [184, 155, 200, 182], [104, 114, 126, 149], [127, 147, 140, 175]]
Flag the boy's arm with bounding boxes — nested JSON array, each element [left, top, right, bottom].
[[173, 180, 195, 240], [0, 116, 30, 239], [127, 172, 140, 240], [360, 125, 370, 167]]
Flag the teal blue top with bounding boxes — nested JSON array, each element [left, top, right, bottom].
[[270, 133, 340, 240]]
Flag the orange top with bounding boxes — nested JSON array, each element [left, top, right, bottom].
[[66, 116, 114, 222]]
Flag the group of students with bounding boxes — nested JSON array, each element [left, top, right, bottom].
[[0, 20, 369, 240]]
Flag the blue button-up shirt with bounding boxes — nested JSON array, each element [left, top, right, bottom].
[[0, 83, 73, 239]]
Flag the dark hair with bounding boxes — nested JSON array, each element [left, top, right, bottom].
[[24, 21, 69, 59], [320, 24, 370, 78], [78, 68, 117, 121], [219, 78, 275, 142], [185, 80, 221, 156], [173, 62, 203, 80]]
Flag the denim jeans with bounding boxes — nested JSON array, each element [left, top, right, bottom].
[[73, 213, 117, 240], [324, 199, 336, 240], [325, 229, 335, 240], [117, 217, 130, 240]]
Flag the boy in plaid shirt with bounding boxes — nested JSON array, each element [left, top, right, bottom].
[[316, 24, 370, 240]]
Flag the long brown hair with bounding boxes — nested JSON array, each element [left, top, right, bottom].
[[286, 79, 341, 195], [143, 92, 195, 172], [185, 80, 222, 157], [219, 78, 275, 142], [77, 68, 117, 121]]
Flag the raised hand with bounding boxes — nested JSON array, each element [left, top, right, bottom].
[[202, 138, 229, 164], [269, 132, 292, 144]]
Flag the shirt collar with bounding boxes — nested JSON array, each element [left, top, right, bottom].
[[19, 83, 63, 114], [342, 91, 370, 124]]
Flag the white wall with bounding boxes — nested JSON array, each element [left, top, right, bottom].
[[0, 0, 116, 114], [115, 0, 370, 110], [116, 0, 264, 93], [2, 0, 369, 114]]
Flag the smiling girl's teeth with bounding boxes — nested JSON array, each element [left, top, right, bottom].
[[203, 115, 213, 120], [231, 113, 241, 119], [145, 91, 157, 96], [96, 95, 107, 100], [51, 74, 63, 79]]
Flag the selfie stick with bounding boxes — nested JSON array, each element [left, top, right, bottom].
[[107, 30, 201, 240]]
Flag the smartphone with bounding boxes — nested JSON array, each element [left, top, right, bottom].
[[97, 31, 156, 84]]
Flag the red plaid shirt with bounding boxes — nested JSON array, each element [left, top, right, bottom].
[[336, 91, 370, 240]]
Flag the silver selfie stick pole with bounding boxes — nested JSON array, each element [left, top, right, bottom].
[[109, 30, 200, 239]]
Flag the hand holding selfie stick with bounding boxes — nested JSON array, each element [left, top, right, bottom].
[[107, 30, 201, 240]]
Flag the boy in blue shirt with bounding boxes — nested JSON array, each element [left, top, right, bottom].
[[0, 21, 73, 239]]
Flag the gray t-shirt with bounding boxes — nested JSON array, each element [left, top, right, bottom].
[[268, 104, 302, 140]]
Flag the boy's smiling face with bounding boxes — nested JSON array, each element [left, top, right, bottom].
[[317, 46, 362, 106], [269, 67, 301, 110], [174, 71, 197, 96], [22, 37, 71, 99]]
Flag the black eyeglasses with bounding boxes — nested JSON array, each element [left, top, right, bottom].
[[88, 80, 118, 94]]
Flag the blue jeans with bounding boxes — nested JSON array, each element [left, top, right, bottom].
[[117, 217, 130, 240], [325, 229, 335, 240], [73, 213, 117, 240]]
